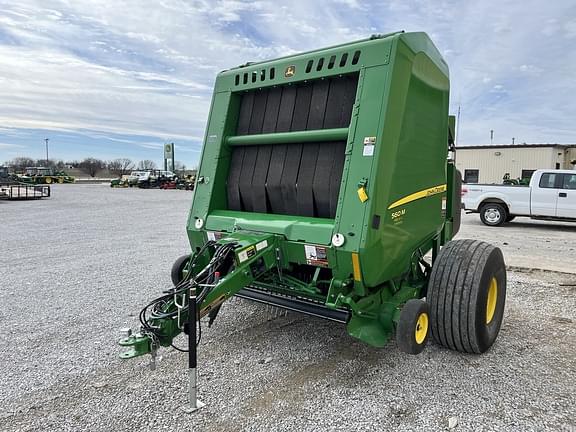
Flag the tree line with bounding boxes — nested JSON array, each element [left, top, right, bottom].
[[3, 157, 188, 178]]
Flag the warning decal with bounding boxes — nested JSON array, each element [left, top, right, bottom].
[[304, 244, 329, 267]]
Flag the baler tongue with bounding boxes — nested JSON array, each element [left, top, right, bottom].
[[119, 231, 279, 361]]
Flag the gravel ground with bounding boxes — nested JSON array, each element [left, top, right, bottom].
[[458, 212, 576, 274], [0, 185, 575, 431]]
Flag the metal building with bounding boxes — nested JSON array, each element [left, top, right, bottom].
[[455, 144, 576, 184]]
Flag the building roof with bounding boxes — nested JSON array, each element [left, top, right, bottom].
[[456, 144, 576, 150]]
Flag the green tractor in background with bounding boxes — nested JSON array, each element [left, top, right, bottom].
[[119, 32, 507, 399], [18, 167, 75, 184]]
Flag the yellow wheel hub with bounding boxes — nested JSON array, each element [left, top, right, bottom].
[[486, 277, 498, 324], [415, 312, 428, 344]]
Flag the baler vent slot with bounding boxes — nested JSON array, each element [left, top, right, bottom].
[[352, 50, 361, 65], [235, 67, 277, 86], [328, 55, 336, 69]]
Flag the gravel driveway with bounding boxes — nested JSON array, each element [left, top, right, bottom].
[[1, 185, 574, 431]]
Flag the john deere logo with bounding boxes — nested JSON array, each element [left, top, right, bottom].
[[165, 144, 171, 152], [285, 65, 295, 78]]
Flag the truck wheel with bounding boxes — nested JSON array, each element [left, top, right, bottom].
[[479, 203, 507, 226], [428, 239, 506, 353], [396, 299, 430, 355], [171, 255, 191, 286]]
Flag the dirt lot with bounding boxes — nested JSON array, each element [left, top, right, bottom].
[[0, 185, 574, 431]]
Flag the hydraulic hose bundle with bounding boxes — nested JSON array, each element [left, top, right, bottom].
[[138, 241, 236, 349]]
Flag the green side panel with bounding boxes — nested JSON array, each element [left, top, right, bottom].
[[355, 34, 450, 287]]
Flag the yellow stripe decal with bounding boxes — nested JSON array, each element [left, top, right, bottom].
[[352, 253, 362, 282], [387, 184, 447, 210]]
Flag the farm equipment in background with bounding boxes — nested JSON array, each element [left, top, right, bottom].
[[125, 170, 177, 188], [17, 167, 75, 184], [159, 174, 196, 190], [1, 166, 51, 200], [502, 172, 530, 186], [119, 32, 507, 408], [110, 175, 131, 188]]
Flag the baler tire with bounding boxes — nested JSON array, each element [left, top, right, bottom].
[[428, 239, 506, 354], [479, 203, 507, 226], [396, 299, 430, 355], [171, 254, 191, 287]]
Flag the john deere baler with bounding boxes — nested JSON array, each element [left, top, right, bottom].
[[120, 32, 506, 370]]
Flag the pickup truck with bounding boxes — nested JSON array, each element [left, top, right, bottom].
[[462, 169, 576, 226]]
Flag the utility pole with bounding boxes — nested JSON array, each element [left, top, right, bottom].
[[455, 105, 461, 145], [45, 138, 49, 165], [512, 137, 515, 145], [490, 130, 494, 145]]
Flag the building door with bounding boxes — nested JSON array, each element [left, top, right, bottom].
[[531, 172, 559, 217], [556, 173, 576, 218]]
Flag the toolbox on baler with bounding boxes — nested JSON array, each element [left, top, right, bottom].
[[120, 32, 506, 374]]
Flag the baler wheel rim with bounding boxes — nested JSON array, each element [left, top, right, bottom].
[[415, 312, 429, 344], [396, 299, 429, 355], [486, 277, 498, 324]]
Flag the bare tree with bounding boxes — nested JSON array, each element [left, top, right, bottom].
[[7, 157, 35, 172], [174, 161, 186, 175], [78, 158, 106, 177], [34, 159, 65, 170], [138, 160, 157, 170], [108, 158, 134, 177]]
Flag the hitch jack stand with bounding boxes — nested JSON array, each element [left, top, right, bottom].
[[183, 285, 204, 413]]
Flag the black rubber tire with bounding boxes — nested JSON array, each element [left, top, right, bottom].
[[479, 203, 507, 226], [170, 254, 191, 286], [396, 299, 430, 355], [428, 239, 507, 354], [506, 215, 516, 222]]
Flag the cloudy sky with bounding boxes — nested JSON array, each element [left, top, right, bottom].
[[0, 0, 575, 167]]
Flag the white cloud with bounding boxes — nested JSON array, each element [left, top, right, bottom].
[[0, 0, 574, 165]]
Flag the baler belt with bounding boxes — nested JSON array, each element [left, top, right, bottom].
[[251, 146, 273, 213], [227, 146, 245, 210], [266, 144, 287, 214], [329, 142, 347, 216], [236, 74, 358, 135], [228, 73, 357, 218], [296, 143, 320, 216], [228, 141, 345, 218], [279, 143, 302, 214], [238, 146, 258, 212]]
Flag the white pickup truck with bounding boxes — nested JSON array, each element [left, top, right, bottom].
[[462, 169, 576, 226]]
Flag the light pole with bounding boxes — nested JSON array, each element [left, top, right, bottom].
[[45, 138, 49, 165]]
